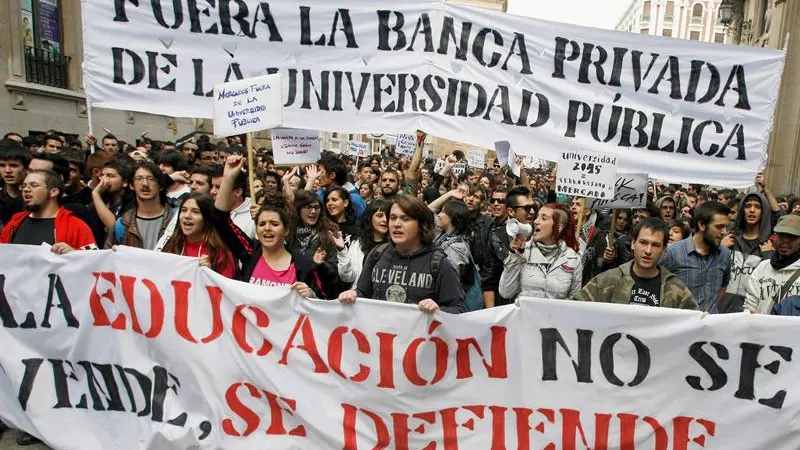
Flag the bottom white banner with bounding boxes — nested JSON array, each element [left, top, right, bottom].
[[0, 245, 797, 449]]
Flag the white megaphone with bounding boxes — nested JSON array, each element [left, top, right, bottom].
[[506, 219, 533, 238]]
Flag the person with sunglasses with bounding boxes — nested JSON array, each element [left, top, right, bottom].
[[482, 187, 536, 307]]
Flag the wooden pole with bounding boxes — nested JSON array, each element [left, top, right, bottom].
[[608, 210, 618, 248], [247, 133, 256, 197], [576, 197, 586, 243]]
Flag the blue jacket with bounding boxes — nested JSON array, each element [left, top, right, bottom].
[[317, 182, 366, 221], [773, 296, 800, 316]]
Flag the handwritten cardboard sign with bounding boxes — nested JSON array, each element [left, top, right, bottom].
[[467, 149, 485, 168], [586, 173, 648, 210], [212, 74, 282, 138], [395, 134, 416, 157], [270, 128, 320, 165], [557, 150, 618, 199]]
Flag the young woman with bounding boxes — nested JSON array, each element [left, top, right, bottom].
[[211, 155, 329, 298], [334, 199, 389, 287], [499, 203, 583, 300], [434, 200, 474, 281], [325, 186, 360, 247], [339, 195, 467, 314], [359, 182, 374, 204], [291, 190, 339, 266], [162, 193, 236, 278], [668, 220, 691, 246]]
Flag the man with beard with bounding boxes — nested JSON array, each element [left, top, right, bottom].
[[378, 168, 403, 199], [483, 187, 535, 307], [718, 172, 782, 312], [576, 218, 696, 309], [745, 214, 800, 313], [0, 170, 96, 250], [105, 162, 177, 250], [661, 201, 732, 313]]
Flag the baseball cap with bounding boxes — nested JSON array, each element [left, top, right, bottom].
[[774, 214, 800, 236]]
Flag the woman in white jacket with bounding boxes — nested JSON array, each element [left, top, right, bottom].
[[499, 203, 583, 300], [334, 199, 389, 287]]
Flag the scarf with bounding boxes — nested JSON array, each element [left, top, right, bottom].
[[294, 226, 316, 251], [770, 250, 800, 271], [535, 242, 562, 271]]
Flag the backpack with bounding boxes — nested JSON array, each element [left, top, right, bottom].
[[365, 243, 483, 311]]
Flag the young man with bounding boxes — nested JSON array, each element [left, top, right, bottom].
[[658, 196, 677, 222], [197, 143, 218, 168], [155, 151, 191, 204], [660, 201, 732, 313], [41, 134, 63, 154], [576, 218, 696, 309], [90, 161, 134, 244], [0, 143, 31, 224], [104, 162, 177, 250], [308, 154, 366, 219], [338, 195, 467, 314], [0, 170, 96, 251], [581, 209, 634, 286], [745, 214, 800, 313], [720, 173, 782, 312], [188, 166, 214, 196], [483, 187, 533, 307]]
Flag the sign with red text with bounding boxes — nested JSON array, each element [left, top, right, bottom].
[[1, 245, 798, 449], [271, 128, 321, 165], [348, 140, 369, 157], [213, 74, 282, 137], [81, 0, 785, 187]]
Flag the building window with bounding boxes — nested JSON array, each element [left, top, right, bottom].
[[690, 31, 701, 40], [640, 28, 650, 34], [21, 0, 70, 89], [714, 32, 725, 43], [642, 1, 651, 21], [691, 3, 704, 24], [663, 28, 673, 37], [664, 1, 674, 21]]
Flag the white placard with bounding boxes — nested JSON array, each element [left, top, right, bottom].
[[212, 74, 282, 138], [557, 150, 619, 199], [348, 141, 369, 157], [587, 172, 649, 210], [434, 158, 445, 174], [494, 141, 511, 168], [467, 149, 485, 168], [395, 134, 416, 157], [451, 162, 469, 177], [270, 128, 321, 165], [81, 0, 785, 187]]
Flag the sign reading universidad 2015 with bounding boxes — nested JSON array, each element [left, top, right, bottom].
[[81, 0, 784, 186]]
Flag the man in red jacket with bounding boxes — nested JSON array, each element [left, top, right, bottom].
[[0, 169, 96, 252]]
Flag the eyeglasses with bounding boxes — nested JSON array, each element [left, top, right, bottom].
[[302, 204, 321, 211], [134, 176, 156, 184], [489, 197, 505, 204], [513, 204, 534, 212]]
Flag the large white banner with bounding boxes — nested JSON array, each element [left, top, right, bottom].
[[1, 245, 799, 449], [80, 0, 784, 187]]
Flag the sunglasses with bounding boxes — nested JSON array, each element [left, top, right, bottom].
[[513, 205, 534, 212], [489, 197, 505, 204]]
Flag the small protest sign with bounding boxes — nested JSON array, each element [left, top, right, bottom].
[[348, 141, 369, 157], [212, 74, 281, 138], [557, 150, 618, 199], [586, 173, 648, 210], [395, 134, 416, 157], [434, 158, 445, 174], [452, 162, 469, 177], [270, 128, 320, 165], [494, 141, 511, 167], [467, 149, 485, 168]]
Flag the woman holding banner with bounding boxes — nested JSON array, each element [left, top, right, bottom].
[[212, 155, 330, 298], [162, 193, 236, 278], [499, 203, 583, 301]]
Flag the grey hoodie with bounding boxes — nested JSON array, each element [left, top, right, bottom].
[[727, 193, 779, 297], [356, 243, 467, 314]]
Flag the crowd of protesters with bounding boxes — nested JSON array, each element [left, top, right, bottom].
[[2, 128, 800, 444]]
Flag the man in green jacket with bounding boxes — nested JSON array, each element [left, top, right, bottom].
[[576, 217, 697, 310]]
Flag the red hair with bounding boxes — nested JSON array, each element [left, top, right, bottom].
[[544, 203, 579, 252]]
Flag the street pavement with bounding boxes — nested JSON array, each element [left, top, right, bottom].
[[0, 431, 49, 450]]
